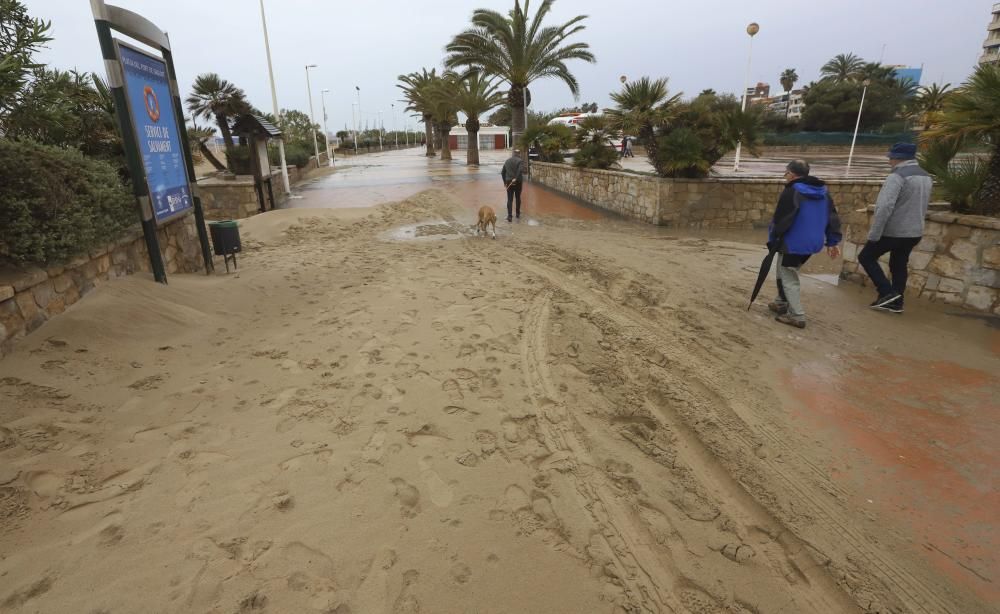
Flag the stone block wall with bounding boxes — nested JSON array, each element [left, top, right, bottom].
[[841, 210, 1000, 314], [0, 212, 204, 357], [529, 162, 883, 229], [529, 163, 662, 223], [197, 168, 304, 221]]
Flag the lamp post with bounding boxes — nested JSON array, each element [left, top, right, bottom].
[[321, 88, 333, 167], [355, 86, 362, 152], [733, 21, 760, 173], [846, 79, 871, 177], [304, 64, 320, 168], [377, 110, 384, 151], [392, 103, 398, 149], [351, 102, 359, 154], [258, 0, 290, 194]]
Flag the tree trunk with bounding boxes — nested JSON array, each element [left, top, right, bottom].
[[509, 84, 528, 149], [439, 122, 453, 161], [641, 125, 659, 174], [466, 117, 480, 166], [423, 114, 435, 156], [216, 112, 236, 170], [198, 140, 226, 172], [974, 141, 1000, 216]]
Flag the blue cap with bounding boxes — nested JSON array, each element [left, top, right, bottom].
[[888, 143, 917, 160]]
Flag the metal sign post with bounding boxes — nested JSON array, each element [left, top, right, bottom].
[[90, 0, 214, 282]]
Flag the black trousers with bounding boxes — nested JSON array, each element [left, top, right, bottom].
[[506, 183, 522, 219], [858, 236, 922, 300]]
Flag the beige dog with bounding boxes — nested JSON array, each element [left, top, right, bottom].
[[476, 206, 497, 239]]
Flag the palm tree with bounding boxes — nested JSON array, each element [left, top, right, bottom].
[[185, 73, 248, 162], [913, 82, 952, 129], [923, 63, 1000, 214], [820, 53, 865, 83], [445, 0, 595, 147], [605, 76, 681, 168], [187, 125, 226, 171], [454, 71, 505, 165], [425, 74, 461, 161], [398, 68, 438, 157], [779, 68, 798, 118]]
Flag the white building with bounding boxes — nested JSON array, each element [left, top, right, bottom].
[[448, 125, 511, 150], [981, 2, 1000, 65]]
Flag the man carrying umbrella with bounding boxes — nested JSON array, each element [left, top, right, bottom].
[[765, 160, 842, 329]]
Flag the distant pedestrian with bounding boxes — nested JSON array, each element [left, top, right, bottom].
[[767, 160, 842, 329], [620, 138, 627, 158], [625, 137, 634, 158], [858, 143, 932, 314], [501, 148, 525, 222]]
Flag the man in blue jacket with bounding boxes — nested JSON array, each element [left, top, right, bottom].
[[767, 160, 842, 329]]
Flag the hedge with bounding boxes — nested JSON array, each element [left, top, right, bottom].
[[0, 139, 136, 265]]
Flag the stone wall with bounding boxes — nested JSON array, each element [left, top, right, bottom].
[[197, 167, 304, 221], [529, 162, 883, 229], [840, 209, 1000, 314], [0, 212, 204, 357]]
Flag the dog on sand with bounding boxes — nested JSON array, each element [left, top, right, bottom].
[[476, 206, 497, 239]]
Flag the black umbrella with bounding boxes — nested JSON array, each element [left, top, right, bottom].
[[747, 246, 778, 311]]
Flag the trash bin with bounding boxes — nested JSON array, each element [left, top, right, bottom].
[[208, 220, 241, 272]]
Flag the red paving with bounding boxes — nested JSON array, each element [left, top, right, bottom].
[[784, 353, 1000, 603]]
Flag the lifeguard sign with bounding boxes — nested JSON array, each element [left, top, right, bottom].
[[90, 0, 213, 282]]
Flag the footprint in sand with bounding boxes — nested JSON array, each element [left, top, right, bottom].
[[391, 478, 421, 517], [418, 457, 453, 508], [362, 423, 387, 464]]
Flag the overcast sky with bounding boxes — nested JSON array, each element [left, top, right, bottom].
[[23, 0, 992, 135]]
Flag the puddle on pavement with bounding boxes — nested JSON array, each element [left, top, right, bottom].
[[381, 220, 468, 242]]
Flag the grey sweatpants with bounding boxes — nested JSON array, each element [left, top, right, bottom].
[[776, 255, 806, 318]]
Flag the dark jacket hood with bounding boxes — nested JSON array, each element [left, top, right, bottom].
[[789, 175, 828, 200]]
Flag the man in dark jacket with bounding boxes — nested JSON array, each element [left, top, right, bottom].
[[767, 160, 842, 329], [501, 149, 525, 222]]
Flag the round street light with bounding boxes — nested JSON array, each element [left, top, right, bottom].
[[747, 22, 760, 37], [734, 22, 760, 172], [619, 75, 627, 84]]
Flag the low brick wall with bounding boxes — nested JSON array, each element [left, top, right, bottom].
[[197, 167, 305, 221], [840, 209, 1000, 314], [0, 212, 203, 356], [529, 162, 883, 228]]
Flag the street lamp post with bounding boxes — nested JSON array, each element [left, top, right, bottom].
[[258, 0, 290, 194], [304, 64, 321, 168], [355, 86, 362, 152], [733, 21, 760, 173], [846, 79, 872, 177], [321, 88, 333, 167], [351, 102, 359, 154], [378, 110, 384, 151], [392, 104, 398, 149]]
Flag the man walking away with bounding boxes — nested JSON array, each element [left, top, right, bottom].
[[501, 148, 525, 222], [625, 136, 634, 158], [858, 143, 932, 314], [767, 160, 842, 329]]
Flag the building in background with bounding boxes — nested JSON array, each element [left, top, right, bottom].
[[981, 2, 1000, 64], [448, 125, 510, 151], [744, 82, 770, 104], [755, 89, 805, 121], [888, 65, 923, 86]]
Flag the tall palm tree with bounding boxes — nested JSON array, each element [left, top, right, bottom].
[[425, 74, 461, 161], [185, 73, 248, 160], [820, 53, 865, 83], [923, 63, 1000, 214], [187, 125, 226, 171], [397, 68, 438, 157], [445, 0, 595, 147], [605, 77, 681, 168], [913, 82, 952, 130], [454, 71, 505, 165], [779, 68, 798, 118]]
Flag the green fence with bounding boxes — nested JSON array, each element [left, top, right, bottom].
[[762, 132, 917, 146]]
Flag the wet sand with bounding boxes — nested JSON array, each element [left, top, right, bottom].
[[1, 152, 997, 614]]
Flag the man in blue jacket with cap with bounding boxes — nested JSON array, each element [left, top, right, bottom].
[[858, 143, 932, 314], [767, 160, 842, 329]]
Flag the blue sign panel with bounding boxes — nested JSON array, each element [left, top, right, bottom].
[[117, 43, 191, 223]]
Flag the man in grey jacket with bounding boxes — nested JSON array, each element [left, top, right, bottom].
[[858, 143, 932, 313], [501, 149, 525, 222]]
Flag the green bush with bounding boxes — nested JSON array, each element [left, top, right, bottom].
[[573, 143, 619, 169], [282, 141, 312, 168], [521, 124, 573, 163], [0, 139, 135, 264]]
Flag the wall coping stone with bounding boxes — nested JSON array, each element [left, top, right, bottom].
[[860, 204, 1000, 230], [530, 161, 885, 186]]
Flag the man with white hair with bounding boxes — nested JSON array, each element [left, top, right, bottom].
[[501, 148, 525, 222]]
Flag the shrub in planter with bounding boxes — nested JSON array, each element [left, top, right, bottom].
[[0, 139, 135, 264], [573, 116, 620, 170], [521, 124, 573, 163], [282, 141, 312, 168]]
